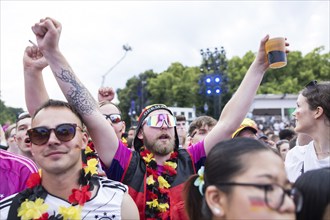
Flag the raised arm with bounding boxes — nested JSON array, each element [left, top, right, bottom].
[[204, 35, 288, 155], [98, 86, 115, 103], [23, 45, 49, 115], [31, 17, 118, 167]]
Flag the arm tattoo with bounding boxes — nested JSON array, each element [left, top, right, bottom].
[[55, 68, 97, 115]]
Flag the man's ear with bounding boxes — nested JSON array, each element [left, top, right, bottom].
[[205, 185, 227, 218], [81, 131, 89, 149], [122, 121, 126, 133], [137, 128, 144, 140]]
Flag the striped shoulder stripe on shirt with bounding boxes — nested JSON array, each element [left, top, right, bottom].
[[0, 151, 38, 172], [0, 194, 15, 210], [98, 177, 127, 193]]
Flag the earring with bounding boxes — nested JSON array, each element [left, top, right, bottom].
[[213, 207, 221, 215]]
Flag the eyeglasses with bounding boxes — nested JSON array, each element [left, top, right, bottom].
[[27, 123, 82, 145], [143, 113, 176, 128], [305, 80, 317, 89], [216, 182, 303, 212], [103, 114, 122, 124]]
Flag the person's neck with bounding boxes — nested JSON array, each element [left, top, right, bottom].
[[313, 130, 330, 159], [41, 167, 81, 201], [20, 149, 34, 160], [154, 153, 171, 165]]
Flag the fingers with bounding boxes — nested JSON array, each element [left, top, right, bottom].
[[99, 87, 114, 95], [31, 17, 62, 38], [24, 45, 44, 59], [45, 17, 61, 30], [262, 34, 270, 43]]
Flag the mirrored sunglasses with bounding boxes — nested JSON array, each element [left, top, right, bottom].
[[103, 114, 122, 124], [27, 123, 82, 145], [144, 114, 176, 128]]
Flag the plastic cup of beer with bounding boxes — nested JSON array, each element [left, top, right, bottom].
[[265, 37, 287, 69]]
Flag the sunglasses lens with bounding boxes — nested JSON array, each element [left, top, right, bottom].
[[110, 114, 121, 124], [28, 127, 50, 145], [28, 124, 77, 145], [166, 114, 176, 127], [55, 124, 76, 142], [145, 114, 176, 127]]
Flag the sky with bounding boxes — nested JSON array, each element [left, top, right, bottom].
[[1, 0, 329, 110]]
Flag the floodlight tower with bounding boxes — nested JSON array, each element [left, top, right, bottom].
[[199, 46, 227, 118]]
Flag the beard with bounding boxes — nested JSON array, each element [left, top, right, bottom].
[[143, 133, 176, 156]]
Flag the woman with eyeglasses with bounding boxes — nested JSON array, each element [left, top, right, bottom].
[[285, 81, 330, 183], [184, 138, 301, 220]]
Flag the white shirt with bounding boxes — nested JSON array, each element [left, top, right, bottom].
[[0, 176, 127, 219], [285, 141, 330, 183]]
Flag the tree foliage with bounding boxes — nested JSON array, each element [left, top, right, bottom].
[[1, 47, 329, 128], [0, 99, 24, 125]]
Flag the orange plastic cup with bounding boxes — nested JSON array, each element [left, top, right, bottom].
[[265, 37, 287, 69]]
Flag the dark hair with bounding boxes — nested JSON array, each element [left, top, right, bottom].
[[176, 115, 186, 122], [184, 138, 272, 220], [276, 139, 289, 152], [294, 167, 330, 220], [279, 129, 296, 141], [302, 81, 330, 123], [33, 99, 83, 126]]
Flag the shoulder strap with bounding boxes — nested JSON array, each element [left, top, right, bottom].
[[8, 191, 28, 220]]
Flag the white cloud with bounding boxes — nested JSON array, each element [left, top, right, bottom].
[[1, 1, 329, 109]]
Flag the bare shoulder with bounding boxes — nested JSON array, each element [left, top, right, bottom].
[[121, 192, 139, 220]]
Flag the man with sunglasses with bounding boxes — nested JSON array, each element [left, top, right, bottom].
[[24, 17, 286, 219], [99, 100, 127, 143], [0, 100, 139, 219]]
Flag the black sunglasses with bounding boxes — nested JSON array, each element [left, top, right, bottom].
[[27, 123, 82, 145], [103, 114, 122, 124]]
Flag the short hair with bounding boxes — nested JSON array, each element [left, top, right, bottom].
[[33, 99, 83, 126], [302, 81, 330, 122], [99, 101, 121, 114], [279, 129, 296, 141], [276, 139, 289, 152], [16, 112, 31, 125], [294, 167, 330, 220], [5, 124, 16, 140], [175, 115, 186, 122], [188, 116, 217, 136]]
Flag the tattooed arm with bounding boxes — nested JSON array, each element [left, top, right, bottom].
[[31, 17, 118, 168]]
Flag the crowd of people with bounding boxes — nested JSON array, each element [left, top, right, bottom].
[[0, 17, 329, 220]]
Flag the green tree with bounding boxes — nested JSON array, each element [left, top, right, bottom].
[[0, 99, 24, 125]]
